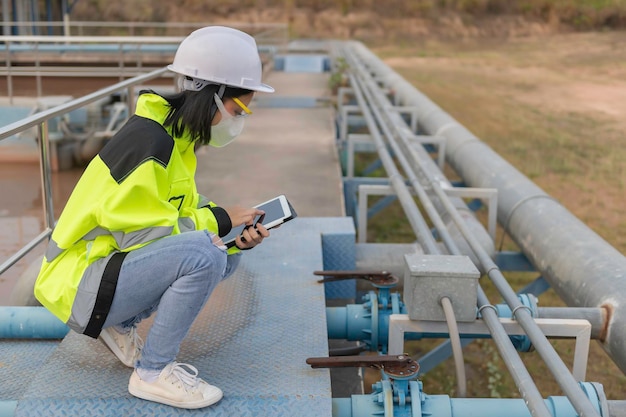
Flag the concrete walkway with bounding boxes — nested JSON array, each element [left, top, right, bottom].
[[195, 71, 344, 218]]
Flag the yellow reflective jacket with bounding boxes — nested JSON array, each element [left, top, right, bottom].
[[34, 92, 237, 337]]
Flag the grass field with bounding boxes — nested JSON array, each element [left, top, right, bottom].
[[354, 31, 626, 399]]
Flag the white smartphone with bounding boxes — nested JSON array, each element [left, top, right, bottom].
[[222, 194, 297, 248]]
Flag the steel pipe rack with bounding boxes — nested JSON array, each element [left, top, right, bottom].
[[338, 56, 553, 416], [337, 41, 617, 417], [344, 41, 626, 377]]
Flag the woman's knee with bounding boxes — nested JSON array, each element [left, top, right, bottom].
[[177, 231, 228, 278]]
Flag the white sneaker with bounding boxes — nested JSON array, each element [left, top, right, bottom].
[[128, 362, 223, 409], [98, 326, 143, 368]]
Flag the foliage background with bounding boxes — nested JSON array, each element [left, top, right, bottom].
[[68, 0, 626, 40]]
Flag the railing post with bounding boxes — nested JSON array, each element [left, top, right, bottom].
[[6, 38, 13, 104], [38, 120, 55, 230]]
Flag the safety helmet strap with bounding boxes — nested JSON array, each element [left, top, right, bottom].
[[209, 84, 227, 121]]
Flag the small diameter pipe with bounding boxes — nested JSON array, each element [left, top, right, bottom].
[[440, 296, 467, 398], [344, 52, 551, 416], [431, 177, 601, 417], [538, 307, 606, 341]]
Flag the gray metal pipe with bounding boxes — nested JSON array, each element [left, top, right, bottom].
[[347, 42, 604, 417], [538, 307, 607, 340], [346, 48, 495, 265], [424, 170, 601, 417], [609, 401, 626, 417], [350, 41, 626, 376], [345, 71, 440, 255], [344, 50, 556, 417]]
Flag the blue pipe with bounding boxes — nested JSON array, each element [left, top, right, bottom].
[[0, 307, 69, 339], [326, 303, 529, 349], [345, 380, 606, 417], [0, 401, 17, 417]]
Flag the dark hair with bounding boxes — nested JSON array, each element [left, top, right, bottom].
[[161, 83, 252, 146]]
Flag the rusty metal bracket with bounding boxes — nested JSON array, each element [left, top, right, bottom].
[[313, 270, 399, 288], [306, 354, 419, 378]]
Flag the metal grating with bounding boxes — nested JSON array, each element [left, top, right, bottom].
[[13, 217, 354, 417], [322, 232, 357, 300], [0, 341, 59, 400]]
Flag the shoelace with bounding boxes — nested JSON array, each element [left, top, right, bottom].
[[167, 363, 200, 391], [127, 326, 144, 352]]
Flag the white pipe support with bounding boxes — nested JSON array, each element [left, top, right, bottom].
[[388, 314, 591, 381]]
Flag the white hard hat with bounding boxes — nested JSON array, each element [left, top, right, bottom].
[[167, 26, 274, 93]]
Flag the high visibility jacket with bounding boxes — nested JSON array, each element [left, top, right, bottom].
[[34, 92, 237, 337]]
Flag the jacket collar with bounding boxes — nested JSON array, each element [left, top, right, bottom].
[[134, 92, 195, 146]]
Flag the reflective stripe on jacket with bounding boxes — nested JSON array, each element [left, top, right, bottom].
[[34, 92, 236, 337]]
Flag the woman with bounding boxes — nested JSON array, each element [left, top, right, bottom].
[[34, 26, 274, 409]]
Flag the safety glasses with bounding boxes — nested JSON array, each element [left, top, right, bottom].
[[232, 97, 252, 117], [214, 94, 252, 119]]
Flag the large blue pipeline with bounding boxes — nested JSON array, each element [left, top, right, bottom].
[[306, 355, 614, 417], [324, 288, 537, 353], [332, 381, 608, 417], [0, 292, 599, 351], [0, 307, 68, 339]]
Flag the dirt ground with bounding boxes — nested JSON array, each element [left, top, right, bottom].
[[376, 30, 626, 255], [383, 32, 626, 129]]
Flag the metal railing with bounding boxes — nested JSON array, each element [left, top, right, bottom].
[[0, 22, 288, 101], [2, 20, 288, 39], [0, 67, 168, 277], [0, 35, 179, 100], [0, 22, 287, 284]]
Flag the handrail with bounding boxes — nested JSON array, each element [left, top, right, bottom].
[[0, 25, 285, 283], [0, 31, 283, 100], [0, 67, 169, 276], [0, 35, 178, 100], [2, 20, 287, 37]]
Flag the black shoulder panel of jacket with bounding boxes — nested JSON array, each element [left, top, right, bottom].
[[99, 115, 174, 183]]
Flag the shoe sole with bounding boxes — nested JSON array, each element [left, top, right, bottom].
[[128, 384, 223, 409], [98, 330, 135, 368]]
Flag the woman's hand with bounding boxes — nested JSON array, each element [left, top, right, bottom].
[[235, 222, 269, 250], [224, 205, 270, 250], [225, 205, 264, 228]]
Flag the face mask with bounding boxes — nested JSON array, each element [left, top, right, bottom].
[[210, 94, 246, 148]]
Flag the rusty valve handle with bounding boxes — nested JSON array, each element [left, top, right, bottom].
[[313, 270, 399, 287], [306, 354, 419, 378]]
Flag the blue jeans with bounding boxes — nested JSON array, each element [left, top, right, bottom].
[[102, 230, 241, 371]]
